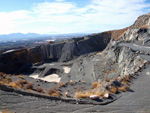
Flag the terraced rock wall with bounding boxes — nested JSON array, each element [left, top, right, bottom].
[[0, 32, 112, 73]]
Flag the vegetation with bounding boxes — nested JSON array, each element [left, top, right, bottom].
[[16, 80, 27, 88], [48, 88, 61, 97], [0, 58, 144, 100], [118, 85, 130, 92], [1, 109, 14, 113], [75, 89, 104, 99], [18, 75, 25, 79], [58, 82, 66, 88], [105, 78, 110, 82], [36, 87, 44, 93], [109, 85, 117, 94], [25, 82, 34, 89], [91, 82, 99, 89], [8, 82, 19, 89]]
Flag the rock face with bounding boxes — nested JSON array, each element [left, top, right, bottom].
[[66, 13, 150, 83], [0, 13, 150, 75], [0, 30, 114, 73]]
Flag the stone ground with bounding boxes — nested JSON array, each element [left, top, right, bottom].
[[0, 64, 150, 113], [1, 43, 150, 113]]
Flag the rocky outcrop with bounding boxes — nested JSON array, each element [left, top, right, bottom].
[[0, 31, 114, 73], [132, 14, 150, 29], [96, 13, 150, 80], [68, 13, 150, 84], [2, 13, 148, 74]]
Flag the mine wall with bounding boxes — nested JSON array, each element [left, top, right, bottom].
[[0, 32, 111, 73]]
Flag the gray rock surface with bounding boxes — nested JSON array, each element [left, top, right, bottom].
[[0, 31, 111, 74], [60, 41, 80, 62], [0, 65, 150, 113]]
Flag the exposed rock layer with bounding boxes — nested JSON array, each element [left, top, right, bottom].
[[0, 28, 126, 73], [0, 13, 150, 77]]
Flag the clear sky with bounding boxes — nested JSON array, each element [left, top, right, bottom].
[[0, 0, 150, 35]]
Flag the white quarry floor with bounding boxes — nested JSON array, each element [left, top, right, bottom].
[[30, 74, 61, 83], [63, 66, 71, 73]]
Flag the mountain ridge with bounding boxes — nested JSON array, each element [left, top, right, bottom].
[[0, 33, 89, 41]]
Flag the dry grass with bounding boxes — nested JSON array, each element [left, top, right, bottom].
[[20, 80, 27, 84], [122, 80, 128, 84], [80, 85, 85, 88], [91, 82, 99, 89], [0, 74, 9, 84], [118, 85, 130, 92], [122, 76, 130, 84], [0, 75, 21, 89], [105, 90, 111, 95], [93, 89, 104, 97], [8, 82, 20, 89], [0, 72, 5, 78], [140, 24, 149, 29], [64, 92, 71, 97], [110, 27, 129, 40], [68, 81, 73, 85], [16, 80, 27, 88], [0, 78, 11, 84], [6, 77, 12, 82], [109, 85, 117, 94], [18, 75, 25, 79], [0, 73, 28, 90], [58, 82, 66, 88], [27, 89, 35, 93], [73, 80, 77, 84], [36, 87, 43, 93], [129, 74, 134, 78], [2, 109, 8, 113], [48, 88, 61, 97], [52, 81, 58, 84], [74, 86, 77, 90], [1, 109, 14, 113], [0, 73, 21, 89], [105, 78, 110, 82], [74, 89, 104, 99], [74, 91, 90, 98], [81, 81, 85, 83], [25, 82, 34, 89]]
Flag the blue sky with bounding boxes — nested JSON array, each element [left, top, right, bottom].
[[0, 0, 150, 34]]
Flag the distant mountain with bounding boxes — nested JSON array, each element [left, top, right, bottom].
[[0, 33, 48, 41], [0, 33, 89, 42]]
